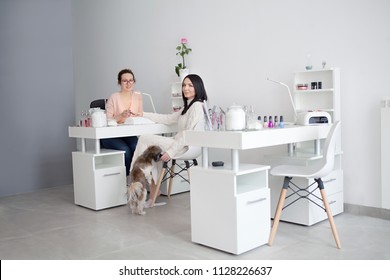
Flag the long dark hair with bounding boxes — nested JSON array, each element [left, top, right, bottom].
[[181, 74, 208, 115]]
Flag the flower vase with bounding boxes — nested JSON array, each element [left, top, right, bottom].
[[179, 68, 190, 82]]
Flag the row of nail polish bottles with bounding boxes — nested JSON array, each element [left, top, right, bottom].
[[257, 115, 284, 128]]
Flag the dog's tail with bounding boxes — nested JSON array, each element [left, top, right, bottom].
[[128, 182, 145, 202]]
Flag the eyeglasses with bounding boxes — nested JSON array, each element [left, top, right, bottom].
[[121, 79, 134, 84]]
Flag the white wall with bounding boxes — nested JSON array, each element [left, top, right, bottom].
[[72, 0, 390, 209]]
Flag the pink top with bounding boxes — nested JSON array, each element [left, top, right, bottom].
[[105, 91, 143, 122]]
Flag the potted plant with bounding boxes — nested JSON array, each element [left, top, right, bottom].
[[175, 38, 192, 77]]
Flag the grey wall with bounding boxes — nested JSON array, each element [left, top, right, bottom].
[[73, 0, 390, 209], [0, 0, 75, 197]]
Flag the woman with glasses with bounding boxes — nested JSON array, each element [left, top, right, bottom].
[[102, 68, 143, 181], [130, 74, 208, 208]]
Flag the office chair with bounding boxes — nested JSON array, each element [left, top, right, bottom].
[[90, 99, 107, 110], [268, 121, 341, 249]]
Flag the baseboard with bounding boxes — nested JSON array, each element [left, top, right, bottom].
[[344, 203, 390, 220]]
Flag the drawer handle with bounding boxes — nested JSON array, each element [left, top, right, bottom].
[[104, 172, 121, 177], [328, 200, 337, 205], [247, 197, 267, 204], [323, 178, 336, 183]]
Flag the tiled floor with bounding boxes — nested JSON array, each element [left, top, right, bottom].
[[0, 185, 389, 260]]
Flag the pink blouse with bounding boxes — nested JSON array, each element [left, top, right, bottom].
[[105, 91, 143, 121]]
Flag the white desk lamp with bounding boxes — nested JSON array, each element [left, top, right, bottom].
[[267, 78, 298, 124], [140, 92, 157, 113]]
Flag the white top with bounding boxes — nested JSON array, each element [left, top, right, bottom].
[[144, 101, 205, 156]]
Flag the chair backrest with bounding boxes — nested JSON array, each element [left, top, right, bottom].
[[314, 121, 341, 178], [90, 99, 107, 110]]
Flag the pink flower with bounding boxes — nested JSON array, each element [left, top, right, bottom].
[[181, 38, 188, 44]]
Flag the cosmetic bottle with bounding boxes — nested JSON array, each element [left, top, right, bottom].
[[263, 116, 268, 128], [279, 115, 284, 128], [257, 116, 263, 129], [274, 115, 279, 128], [268, 116, 274, 128], [80, 110, 85, 127]]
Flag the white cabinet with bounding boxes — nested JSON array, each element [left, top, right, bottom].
[[72, 149, 127, 210], [191, 164, 270, 255], [268, 68, 343, 225], [171, 82, 183, 112]]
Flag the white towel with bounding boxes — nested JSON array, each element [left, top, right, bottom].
[[125, 117, 155, 125]]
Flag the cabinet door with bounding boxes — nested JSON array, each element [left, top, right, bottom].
[[236, 188, 270, 254], [94, 166, 127, 210]]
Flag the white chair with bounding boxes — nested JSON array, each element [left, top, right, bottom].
[[151, 145, 201, 205], [268, 121, 342, 249], [151, 120, 204, 206]]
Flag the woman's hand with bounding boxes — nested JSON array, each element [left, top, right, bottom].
[[116, 109, 134, 123], [120, 109, 133, 118], [160, 152, 171, 162]]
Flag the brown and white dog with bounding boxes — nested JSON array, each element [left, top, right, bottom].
[[128, 145, 162, 215]]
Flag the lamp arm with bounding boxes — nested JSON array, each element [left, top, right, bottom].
[[267, 78, 298, 123], [141, 92, 157, 113]]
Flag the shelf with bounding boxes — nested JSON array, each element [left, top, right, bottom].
[[236, 183, 266, 195], [296, 108, 335, 112], [195, 163, 269, 175], [295, 68, 336, 74], [294, 89, 334, 93]]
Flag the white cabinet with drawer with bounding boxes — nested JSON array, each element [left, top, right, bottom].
[[72, 149, 127, 210], [190, 164, 270, 255]]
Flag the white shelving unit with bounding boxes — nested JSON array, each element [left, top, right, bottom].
[[72, 149, 127, 210], [171, 82, 183, 112], [268, 68, 343, 226], [191, 164, 270, 255]]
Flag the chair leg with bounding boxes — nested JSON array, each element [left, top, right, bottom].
[[151, 166, 167, 207], [187, 168, 191, 183], [167, 160, 176, 198], [268, 188, 288, 246], [320, 188, 341, 249]]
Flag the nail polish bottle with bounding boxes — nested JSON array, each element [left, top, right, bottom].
[[279, 115, 284, 128], [268, 116, 274, 128], [263, 116, 268, 128], [274, 115, 279, 128], [257, 115, 262, 125]]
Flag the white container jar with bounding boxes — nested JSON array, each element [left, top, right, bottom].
[[90, 108, 107, 128], [225, 105, 246, 130]]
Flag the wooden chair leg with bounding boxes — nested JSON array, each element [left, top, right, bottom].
[[187, 168, 191, 183], [268, 188, 287, 246], [167, 160, 176, 198], [320, 189, 341, 249], [151, 167, 166, 207]]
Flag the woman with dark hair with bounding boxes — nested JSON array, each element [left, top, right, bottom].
[[130, 74, 208, 207], [102, 69, 143, 181]]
